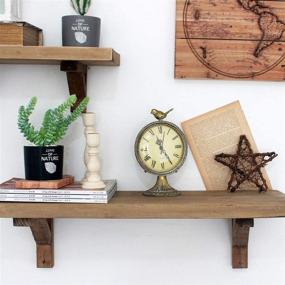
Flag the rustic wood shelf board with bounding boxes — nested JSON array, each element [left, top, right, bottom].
[[0, 46, 120, 110], [3, 191, 285, 269], [175, 0, 285, 81], [0, 46, 120, 66], [1, 190, 285, 219], [232, 218, 254, 269]]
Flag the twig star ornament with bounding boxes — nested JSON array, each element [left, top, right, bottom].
[[215, 135, 277, 193]]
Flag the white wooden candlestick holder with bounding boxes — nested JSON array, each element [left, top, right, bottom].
[[81, 112, 96, 183], [0, 0, 21, 22], [82, 132, 106, 190]]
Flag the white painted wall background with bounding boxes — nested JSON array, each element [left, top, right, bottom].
[[0, 0, 285, 284]]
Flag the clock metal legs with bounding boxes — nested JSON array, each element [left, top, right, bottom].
[[143, 175, 181, 197]]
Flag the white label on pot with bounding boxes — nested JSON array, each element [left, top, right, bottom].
[[72, 25, 90, 32], [45, 162, 57, 174], [41, 150, 59, 162], [75, 32, 87, 44]]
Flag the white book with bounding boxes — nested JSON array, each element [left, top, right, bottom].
[[0, 179, 117, 203], [0, 179, 117, 195], [0, 185, 117, 204], [0, 197, 110, 204], [0, 193, 109, 199]]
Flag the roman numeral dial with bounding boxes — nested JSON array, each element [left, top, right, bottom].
[[136, 122, 187, 174]]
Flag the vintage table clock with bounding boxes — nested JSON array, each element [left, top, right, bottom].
[[135, 108, 187, 197]]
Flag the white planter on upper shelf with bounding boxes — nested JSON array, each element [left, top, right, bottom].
[[0, 0, 21, 22]]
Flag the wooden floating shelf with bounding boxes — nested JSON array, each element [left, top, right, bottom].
[[0, 46, 120, 66], [0, 46, 284, 268], [1, 190, 285, 269], [0, 46, 121, 111], [1, 190, 285, 219]]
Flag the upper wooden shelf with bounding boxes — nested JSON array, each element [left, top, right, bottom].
[[1, 190, 285, 219], [0, 46, 120, 66]]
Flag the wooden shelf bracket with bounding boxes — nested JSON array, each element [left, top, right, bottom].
[[2, 190, 284, 269], [232, 218, 254, 269], [13, 218, 54, 268], [60, 61, 87, 111]]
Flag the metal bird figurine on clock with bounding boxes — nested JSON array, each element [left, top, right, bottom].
[[135, 108, 187, 197]]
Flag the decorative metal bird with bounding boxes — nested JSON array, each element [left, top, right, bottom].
[[151, 108, 174, 121]]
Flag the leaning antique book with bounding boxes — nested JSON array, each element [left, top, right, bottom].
[[0, 179, 117, 203], [181, 101, 272, 191]]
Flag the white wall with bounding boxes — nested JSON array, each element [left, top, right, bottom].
[[1, 0, 285, 284]]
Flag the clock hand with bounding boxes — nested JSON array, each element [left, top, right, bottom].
[[161, 132, 165, 154], [156, 137, 162, 149], [156, 137, 163, 149], [159, 144, 173, 165], [163, 150, 173, 165], [156, 137, 173, 164]]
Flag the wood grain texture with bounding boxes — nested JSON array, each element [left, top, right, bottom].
[[60, 62, 87, 112], [0, 22, 42, 46], [232, 219, 254, 268], [176, 0, 285, 40], [23, 26, 43, 46], [13, 218, 54, 268], [15, 175, 74, 189], [175, 0, 285, 80], [0, 46, 120, 66], [1, 191, 285, 219]]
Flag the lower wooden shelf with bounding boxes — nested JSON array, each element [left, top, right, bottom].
[[1, 190, 285, 269], [0, 190, 285, 218]]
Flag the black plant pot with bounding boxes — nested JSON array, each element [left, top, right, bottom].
[[62, 15, 101, 47], [24, 146, 64, 181]]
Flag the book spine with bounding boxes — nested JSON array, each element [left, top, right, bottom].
[[0, 194, 108, 199], [0, 197, 109, 203], [0, 186, 117, 204], [0, 184, 117, 195]]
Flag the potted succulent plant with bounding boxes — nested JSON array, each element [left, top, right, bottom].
[[18, 95, 89, 181], [62, 0, 101, 47]]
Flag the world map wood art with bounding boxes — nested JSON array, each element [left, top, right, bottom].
[[175, 0, 285, 80]]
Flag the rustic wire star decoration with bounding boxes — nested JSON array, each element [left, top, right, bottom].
[[215, 135, 277, 193]]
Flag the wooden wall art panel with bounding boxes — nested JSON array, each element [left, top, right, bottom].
[[175, 0, 285, 81]]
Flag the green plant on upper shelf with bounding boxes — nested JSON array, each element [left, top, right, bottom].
[[18, 95, 89, 146], [71, 0, 92, 16]]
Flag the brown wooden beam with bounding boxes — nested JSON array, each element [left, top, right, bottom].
[[60, 61, 87, 112], [232, 218, 254, 269], [13, 218, 54, 268]]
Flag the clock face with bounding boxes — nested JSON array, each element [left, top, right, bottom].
[[135, 121, 187, 175]]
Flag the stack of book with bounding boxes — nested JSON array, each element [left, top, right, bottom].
[[0, 177, 117, 204]]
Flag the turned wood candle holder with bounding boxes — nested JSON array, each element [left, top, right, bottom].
[[82, 132, 106, 189], [81, 112, 96, 183]]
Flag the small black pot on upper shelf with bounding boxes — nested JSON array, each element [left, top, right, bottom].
[[24, 145, 64, 181], [62, 15, 101, 47]]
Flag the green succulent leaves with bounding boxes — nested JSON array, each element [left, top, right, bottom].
[[71, 0, 91, 16], [18, 95, 89, 146]]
